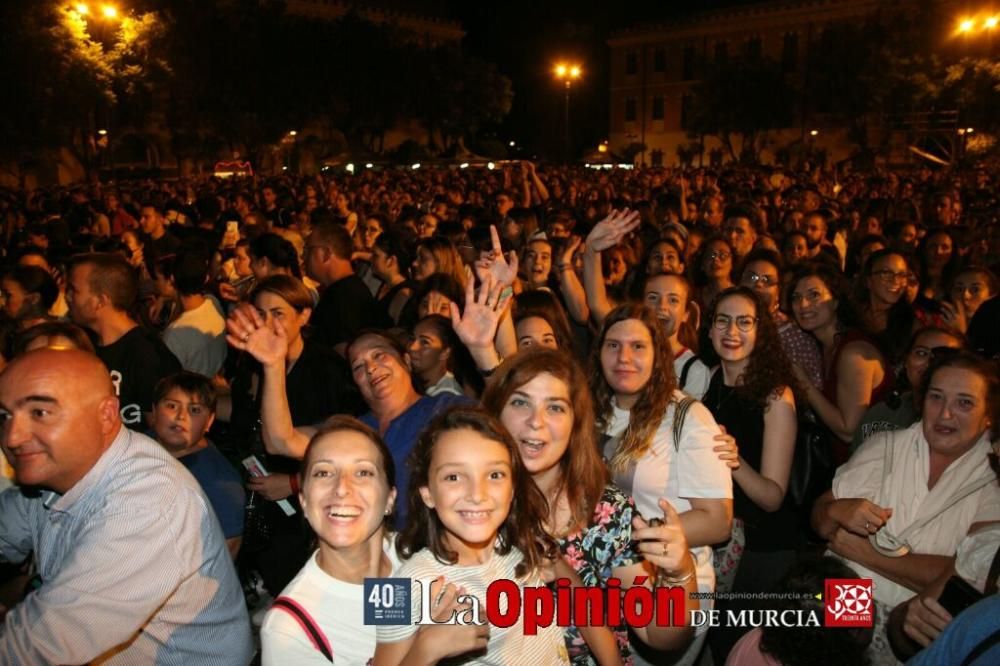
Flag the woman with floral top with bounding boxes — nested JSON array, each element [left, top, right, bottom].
[[481, 349, 702, 665]]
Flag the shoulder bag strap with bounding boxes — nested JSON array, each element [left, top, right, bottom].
[[672, 396, 696, 451], [272, 596, 334, 662], [679, 355, 698, 389], [984, 544, 1000, 596]]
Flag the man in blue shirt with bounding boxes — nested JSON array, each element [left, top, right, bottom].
[[152, 371, 245, 557], [0, 349, 251, 664]]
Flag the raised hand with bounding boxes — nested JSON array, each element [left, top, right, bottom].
[[559, 235, 583, 267], [585, 209, 641, 253], [474, 225, 519, 287], [450, 275, 512, 351], [632, 498, 690, 577], [226, 303, 289, 368]]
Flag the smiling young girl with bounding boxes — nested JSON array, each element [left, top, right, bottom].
[[374, 407, 620, 666]]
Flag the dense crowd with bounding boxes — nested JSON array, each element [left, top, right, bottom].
[[0, 160, 998, 665]]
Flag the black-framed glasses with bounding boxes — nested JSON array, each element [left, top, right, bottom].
[[712, 314, 759, 332], [872, 269, 909, 284], [743, 272, 777, 287], [708, 251, 731, 262]]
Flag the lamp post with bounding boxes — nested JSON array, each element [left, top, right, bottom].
[[554, 63, 582, 162]]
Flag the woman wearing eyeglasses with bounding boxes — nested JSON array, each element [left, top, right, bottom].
[[812, 351, 1000, 664], [857, 249, 917, 365], [700, 287, 801, 662], [739, 249, 823, 389], [693, 237, 735, 311], [788, 262, 891, 463]]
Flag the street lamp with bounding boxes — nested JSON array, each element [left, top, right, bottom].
[[75, 3, 90, 15], [101, 5, 118, 19], [553, 62, 582, 161]]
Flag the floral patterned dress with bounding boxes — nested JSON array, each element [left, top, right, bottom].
[[558, 484, 641, 665]]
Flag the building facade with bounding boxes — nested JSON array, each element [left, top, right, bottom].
[[606, 0, 968, 167]]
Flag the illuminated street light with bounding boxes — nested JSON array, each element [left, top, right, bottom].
[[986, 16, 999, 29], [959, 18, 976, 32], [810, 129, 819, 136], [97, 129, 108, 135], [967, 127, 975, 133], [554, 61, 583, 160], [75, 3, 90, 15], [288, 130, 298, 136], [101, 4, 118, 19], [509, 141, 515, 147]]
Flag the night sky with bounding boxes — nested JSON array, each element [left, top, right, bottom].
[[436, 0, 765, 156]]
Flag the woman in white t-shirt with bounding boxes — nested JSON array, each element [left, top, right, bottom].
[[591, 303, 734, 666], [261, 416, 458, 665]]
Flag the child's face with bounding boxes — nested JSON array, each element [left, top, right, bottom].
[[153, 388, 215, 453], [419, 429, 514, 561]]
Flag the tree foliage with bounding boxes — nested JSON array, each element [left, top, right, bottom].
[[687, 56, 794, 163]]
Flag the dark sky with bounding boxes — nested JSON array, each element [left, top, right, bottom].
[[432, 0, 765, 157]]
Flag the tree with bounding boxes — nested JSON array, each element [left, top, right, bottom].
[[687, 56, 794, 164]]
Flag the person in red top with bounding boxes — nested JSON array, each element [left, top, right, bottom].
[[788, 262, 891, 463]]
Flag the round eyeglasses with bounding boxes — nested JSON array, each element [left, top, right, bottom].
[[712, 314, 759, 332]]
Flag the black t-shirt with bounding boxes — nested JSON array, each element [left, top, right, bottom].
[[97, 326, 182, 426], [968, 296, 1000, 359], [151, 231, 182, 259], [286, 339, 363, 425], [309, 274, 385, 349]]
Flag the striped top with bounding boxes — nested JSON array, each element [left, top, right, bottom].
[[0, 426, 252, 665], [378, 547, 569, 665]]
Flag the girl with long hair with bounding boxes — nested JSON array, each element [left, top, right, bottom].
[[374, 407, 620, 665], [591, 303, 733, 666], [482, 350, 699, 663]]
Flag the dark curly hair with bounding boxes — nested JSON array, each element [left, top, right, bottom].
[[700, 287, 802, 407], [759, 556, 871, 666], [589, 303, 678, 473], [396, 406, 558, 578], [784, 261, 865, 331]]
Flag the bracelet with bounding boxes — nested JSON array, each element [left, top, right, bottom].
[[657, 567, 696, 586], [289, 473, 300, 495]]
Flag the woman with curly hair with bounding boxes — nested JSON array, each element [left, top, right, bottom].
[[592, 303, 733, 666], [788, 262, 891, 463], [700, 287, 801, 662]]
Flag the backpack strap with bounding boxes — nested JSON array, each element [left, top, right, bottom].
[[672, 396, 697, 451], [272, 596, 334, 662], [961, 625, 1000, 666], [984, 544, 1000, 596], [679, 355, 698, 390]]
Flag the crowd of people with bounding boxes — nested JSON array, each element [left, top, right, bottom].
[[0, 159, 998, 665]]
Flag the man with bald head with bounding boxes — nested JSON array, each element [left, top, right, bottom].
[[0, 349, 251, 664]]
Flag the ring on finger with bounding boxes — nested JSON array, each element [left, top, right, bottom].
[[242, 332, 250, 343], [865, 520, 871, 531], [662, 542, 668, 557]]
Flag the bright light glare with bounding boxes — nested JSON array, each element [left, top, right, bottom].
[[365, 163, 373, 168], [411, 163, 421, 170], [810, 129, 819, 136], [509, 141, 515, 147], [967, 127, 975, 133], [346, 163, 355, 173], [97, 129, 108, 135], [959, 18, 975, 32], [569, 66, 581, 78], [554, 64, 567, 77], [460, 162, 469, 169], [75, 3, 90, 15], [101, 4, 117, 19], [288, 130, 297, 136], [487, 162, 495, 170], [986, 16, 999, 29]]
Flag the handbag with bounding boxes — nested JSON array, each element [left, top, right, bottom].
[[787, 412, 835, 511]]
